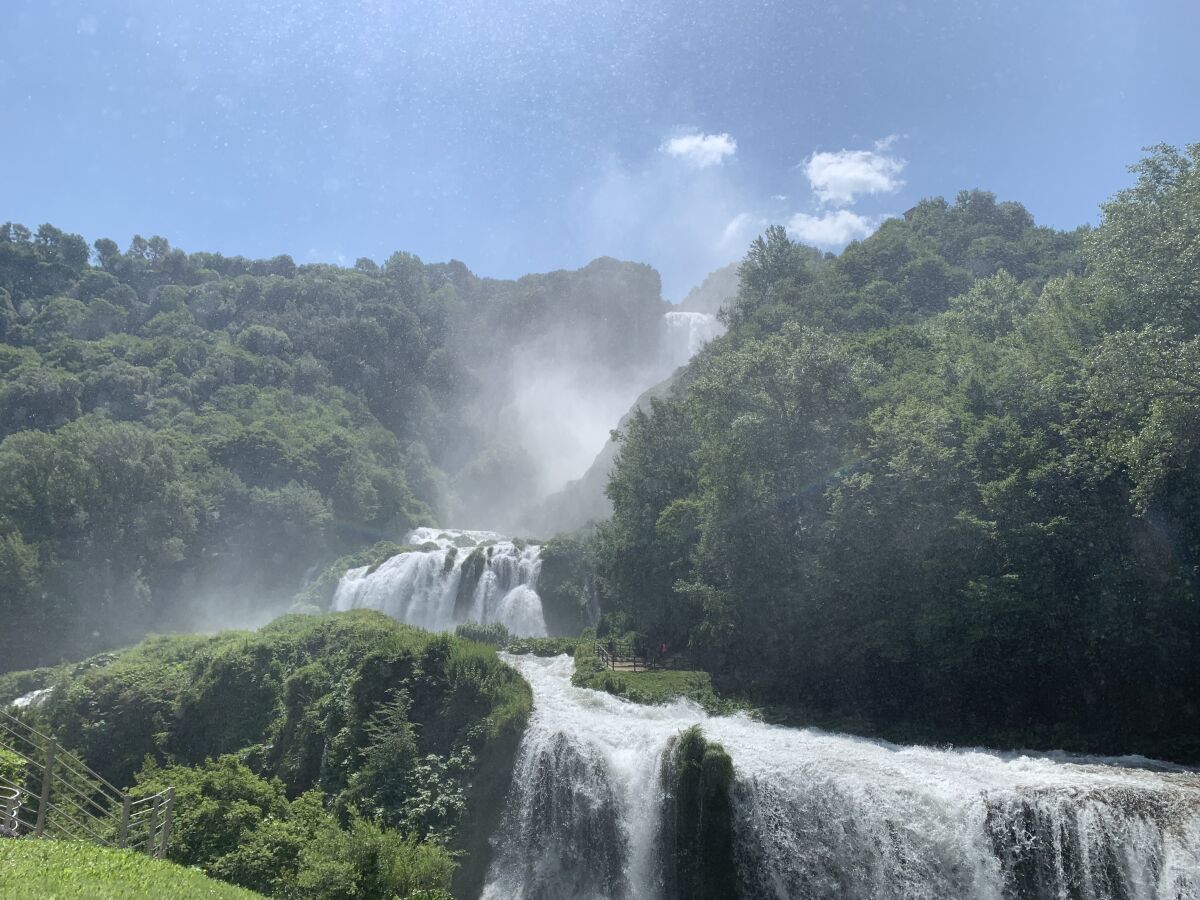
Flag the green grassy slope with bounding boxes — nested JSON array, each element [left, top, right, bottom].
[[0, 840, 263, 899]]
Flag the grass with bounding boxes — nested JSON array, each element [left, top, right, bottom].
[[0, 840, 263, 899], [575, 666, 729, 709], [521, 639, 749, 714], [500, 633, 753, 714]]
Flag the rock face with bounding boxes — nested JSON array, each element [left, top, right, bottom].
[[522, 263, 735, 535], [676, 261, 739, 316], [433, 257, 673, 532]]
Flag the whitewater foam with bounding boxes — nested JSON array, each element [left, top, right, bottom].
[[332, 527, 548, 636], [484, 653, 1200, 900]]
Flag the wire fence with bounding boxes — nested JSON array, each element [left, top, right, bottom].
[[0, 708, 173, 857]]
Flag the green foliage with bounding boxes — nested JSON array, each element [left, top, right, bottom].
[[593, 145, 1200, 762], [572, 666, 729, 712], [0, 746, 26, 783], [132, 757, 289, 867], [0, 221, 670, 670], [18, 610, 531, 897], [504, 635, 584, 657], [130, 759, 455, 900], [536, 534, 599, 635], [454, 621, 511, 645], [288, 817, 454, 900], [0, 839, 264, 899]]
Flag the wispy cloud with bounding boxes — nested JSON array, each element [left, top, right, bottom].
[[786, 210, 885, 248], [661, 131, 738, 168], [803, 142, 905, 206]]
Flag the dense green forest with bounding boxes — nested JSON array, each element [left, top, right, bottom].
[[592, 144, 1200, 761], [0, 221, 663, 669], [4, 144, 1199, 766], [0, 611, 530, 898]]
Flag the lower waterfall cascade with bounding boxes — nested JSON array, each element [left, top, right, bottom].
[[483, 654, 1200, 900], [332, 527, 548, 636]]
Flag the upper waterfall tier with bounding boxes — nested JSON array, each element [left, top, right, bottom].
[[662, 310, 724, 370], [484, 653, 1200, 900], [332, 527, 547, 636]]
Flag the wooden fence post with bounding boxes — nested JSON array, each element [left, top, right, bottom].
[[159, 787, 174, 858], [118, 795, 131, 848], [147, 794, 160, 856], [34, 742, 55, 837]]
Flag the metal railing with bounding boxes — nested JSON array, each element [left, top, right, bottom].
[[0, 708, 173, 857], [595, 641, 693, 673]]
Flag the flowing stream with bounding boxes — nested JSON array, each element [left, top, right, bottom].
[[663, 310, 723, 369], [332, 527, 547, 636], [484, 654, 1200, 900]]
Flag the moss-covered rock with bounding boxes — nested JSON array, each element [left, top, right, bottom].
[[658, 725, 738, 900], [454, 547, 488, 618]]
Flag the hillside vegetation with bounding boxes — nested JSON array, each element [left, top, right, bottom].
[[0, 222, 666, 669], [592, 145, 1200, 762], [2, 610, 531, 899]]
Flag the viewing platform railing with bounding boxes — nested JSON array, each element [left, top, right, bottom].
[[594, 642, 692, 673], [0, 707, 173, 857]]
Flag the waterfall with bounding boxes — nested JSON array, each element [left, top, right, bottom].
[[484, 654, 1200, 900], [662, 311, 723, 370], [331, 527, 548, 637]]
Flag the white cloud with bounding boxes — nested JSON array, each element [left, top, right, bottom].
[[803, 145, 905, 206], [661, 132, 737, 168], [786, 210, 887, 248], [573, 132, 905, 295]]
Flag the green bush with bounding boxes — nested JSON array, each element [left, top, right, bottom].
[[0, 746, 26, 784], [131, 757, 288, 869], [291, 817, 454, 900], [454, 621, 511, 646], [131, 757, 454, 899]]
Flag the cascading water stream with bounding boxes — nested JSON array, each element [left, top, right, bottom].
[[662, 310, 724, 370], [484, 654, 1200, 900], [332, 527, 548, 636]]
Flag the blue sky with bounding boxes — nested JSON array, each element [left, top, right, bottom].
[[2, 0, 1196, 298]]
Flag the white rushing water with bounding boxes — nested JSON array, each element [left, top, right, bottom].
[[332, 527, 547, 636], [484, 654, 1200, 900], [662, 310, 723, 370]]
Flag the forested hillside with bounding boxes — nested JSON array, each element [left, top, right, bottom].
[[0, 230, 665, 670], [0, 610, 530, 898], [594, 145, 1200, 762]]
